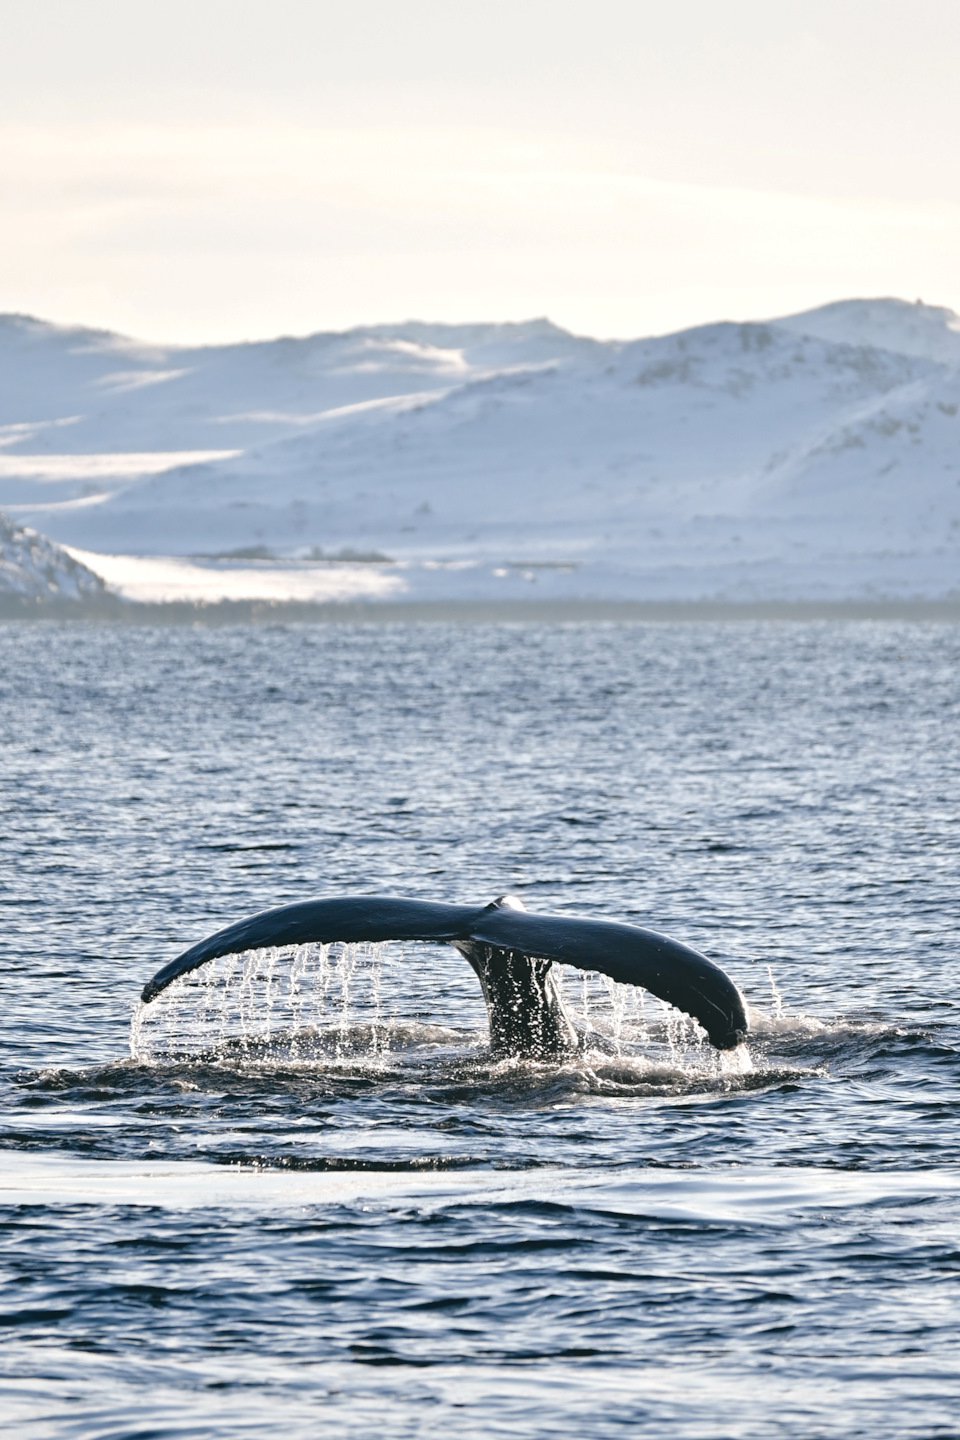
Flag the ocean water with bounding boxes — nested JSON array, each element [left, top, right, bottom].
[[1, 620, 958, 1438]]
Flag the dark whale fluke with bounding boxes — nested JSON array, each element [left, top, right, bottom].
[[140, 895, 748, 1055]]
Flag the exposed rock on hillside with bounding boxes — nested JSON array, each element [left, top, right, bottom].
[[0, 510, 109, 602]]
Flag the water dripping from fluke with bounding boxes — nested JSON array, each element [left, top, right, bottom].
[[132, 894, 750, 1071]]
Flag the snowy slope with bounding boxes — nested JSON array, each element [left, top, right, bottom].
[[0, 510, 108, 602], [0, 313, 595, 459], [775, 298, 960, 366], [0, 312, 599, 520], [3, 300, 959, 602]]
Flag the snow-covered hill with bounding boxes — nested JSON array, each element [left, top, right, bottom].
[[2, 299, 959, 602], [773, 297, 960, 366], [0, 510, 108, 602], [0, 313, 594, 459]]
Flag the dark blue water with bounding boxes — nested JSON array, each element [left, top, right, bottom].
[[2, 621, 959, 1438]]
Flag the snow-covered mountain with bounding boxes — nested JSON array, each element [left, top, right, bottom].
[[2, 299, 958, 602], [0, 511, 108, 603]]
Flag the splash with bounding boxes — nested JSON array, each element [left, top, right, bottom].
[[719, 1042, 754, 1075], [749, 969, 828, 1039], [130, 941, 748, 1079], [131, 941, 392, 1065]]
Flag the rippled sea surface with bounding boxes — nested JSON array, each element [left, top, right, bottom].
[[2, 620, 959, 1439]]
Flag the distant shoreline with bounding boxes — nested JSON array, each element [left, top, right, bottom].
[[3, 596, 960, 624]]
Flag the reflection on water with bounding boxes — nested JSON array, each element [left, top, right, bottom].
[[2, 620, 960, 1438]]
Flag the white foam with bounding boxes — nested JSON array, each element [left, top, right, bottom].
[[4, 1154, 958, 1220]]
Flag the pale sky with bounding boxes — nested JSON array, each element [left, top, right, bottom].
[[2, 0, 959, 342]]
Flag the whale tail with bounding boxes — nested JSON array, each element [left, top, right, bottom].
[[139, 894, 748, 1054]]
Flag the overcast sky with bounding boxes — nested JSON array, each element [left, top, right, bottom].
[[2, 0, 958, 342]]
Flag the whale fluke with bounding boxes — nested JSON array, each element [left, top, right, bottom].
[[139, 895, 748, 1054]]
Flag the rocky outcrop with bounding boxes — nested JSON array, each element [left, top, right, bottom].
[[0, 510, 110, 605]]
